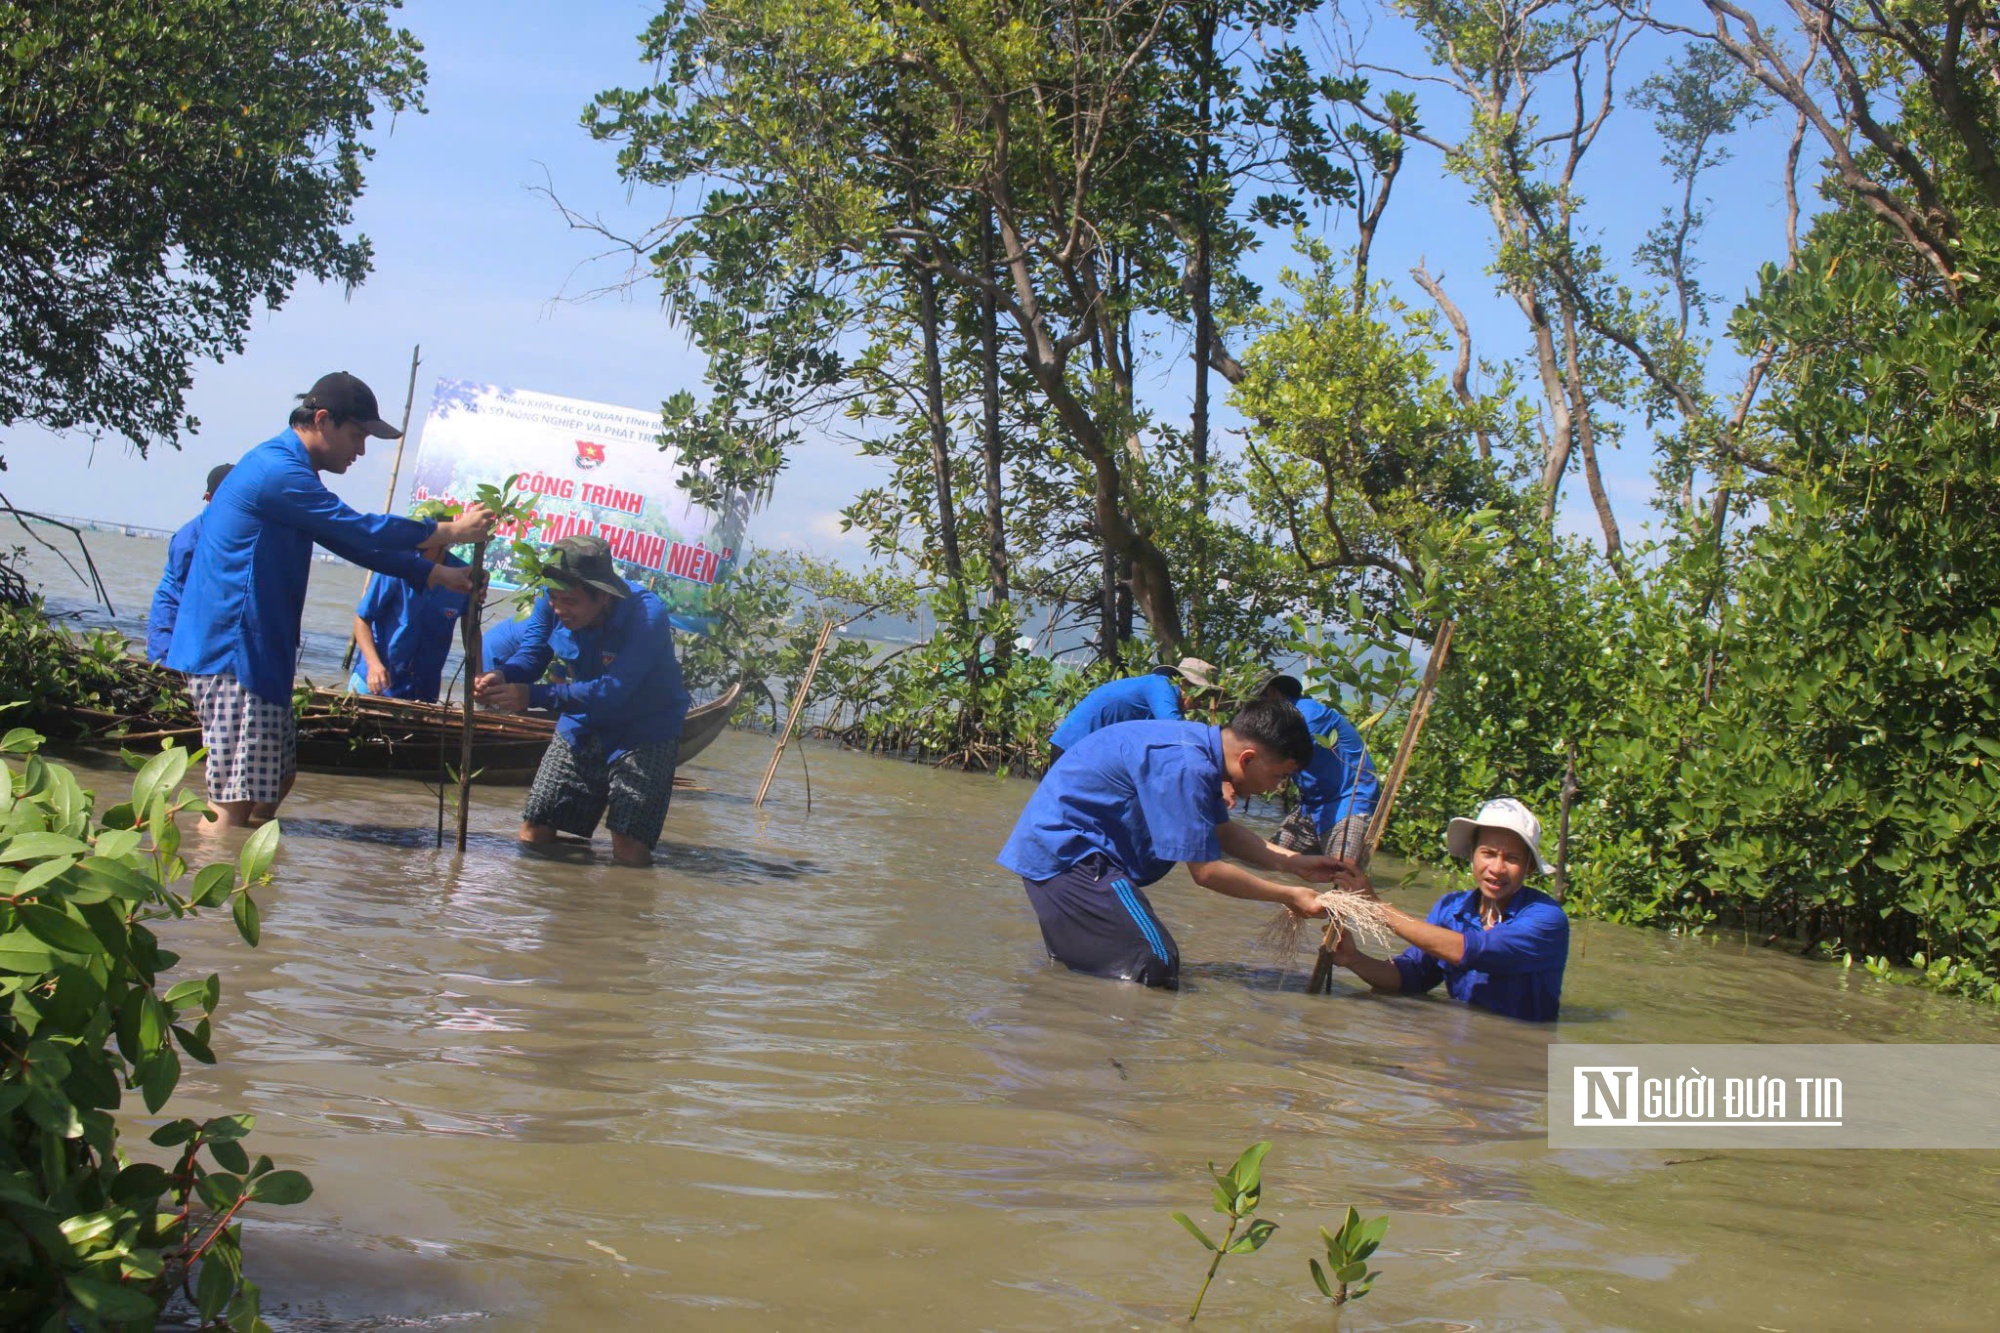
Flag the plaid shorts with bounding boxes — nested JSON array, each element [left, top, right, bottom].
[[522, 733, 678, 849], [1275, 806, 1372, 865], [188, 673, 297, 805]]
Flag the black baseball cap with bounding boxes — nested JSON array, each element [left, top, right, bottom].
[[204, 463, 233, 498], [298, 371, 402, 439], [543, 534, 629, 598], [1256, 671, 1304, 701]]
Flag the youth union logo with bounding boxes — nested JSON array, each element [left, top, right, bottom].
[[1573, 1065, 1842, 1128], [575, 439, 607, 470]]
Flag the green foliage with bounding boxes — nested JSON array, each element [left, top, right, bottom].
[[1310, 1206, 1387, 1305], [0, 733, 305, 1329], [0, 0, 426, 458], [1233, 241, 1527, 612], [0, 602, 189, 735], [442, 473, 546, 615], [1171, 1141, 1278, 1321]]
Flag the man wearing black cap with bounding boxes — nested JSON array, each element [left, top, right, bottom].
[[1258, 672, 1380, 862], [146, 463, 234, 663], [474, 534, 690, 867], [167, 372, 497, 826]]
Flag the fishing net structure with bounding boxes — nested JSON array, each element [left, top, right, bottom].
[[1256, 889, 1399, 964]]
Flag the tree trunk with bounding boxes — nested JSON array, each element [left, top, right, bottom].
[[913, 258, 966, 591], [1116, 553, 1134, 647], [1099, 539, 1118, 665], [979, 204, 1010, 667]]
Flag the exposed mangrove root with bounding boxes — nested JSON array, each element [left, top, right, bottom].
[[1258, 890, 1398, 969]]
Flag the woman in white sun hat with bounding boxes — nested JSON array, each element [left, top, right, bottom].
[[1324, 797, 1570, 1021]]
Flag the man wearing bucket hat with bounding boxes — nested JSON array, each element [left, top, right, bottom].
[[475, 534, 690, 867], [167, 373, 497, 826], [146, 463, 233, 662], [1256, 673, 1379, 863], [346, 500, 472, 702], [1045, 657, 1218, 770], [1324, 797, 1569, 1021]]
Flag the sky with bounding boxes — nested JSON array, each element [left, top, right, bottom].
[[0, 0, 1811, 570]]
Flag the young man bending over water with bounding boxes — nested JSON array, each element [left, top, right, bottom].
[[999, 697, 1341, 989], [1325, 797, 1569, 1021], [1257, 672, 1379, 863], [1044, 657, 1217, 770], [474, 535, 688, 868]]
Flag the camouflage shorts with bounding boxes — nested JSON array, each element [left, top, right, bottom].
[[522, 733, 679, 849]]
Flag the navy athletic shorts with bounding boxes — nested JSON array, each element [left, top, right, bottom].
[[1021, 855, 1180, 989]]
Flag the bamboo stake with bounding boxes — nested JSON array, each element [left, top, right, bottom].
[[344, 344, 423, 673], [454, 542, 487, 852], [754, 619, 834, 808], [1307, 618, 1456, 995]]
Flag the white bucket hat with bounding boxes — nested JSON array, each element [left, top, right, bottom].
[[1445, 797, 1554, 875], [1168, 656, 1216, 688]]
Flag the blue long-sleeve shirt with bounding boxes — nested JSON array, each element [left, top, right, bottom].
[[493, 582, 689, 759], [1292, 699, 1379, 837], [166, 429, 437, 705], [481, 616, 528, 674], [344, 554, 470, 703], [1049, 673, 1182, 751], [1392, 886, 1569, 1022], [146, 513, 204, 662]]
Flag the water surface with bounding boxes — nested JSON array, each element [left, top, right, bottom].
[[14, 531, 2000, 1329]]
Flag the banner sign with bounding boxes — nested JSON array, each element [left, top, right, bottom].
[[405, 379, 749, 624], [1549, 1044, 2000, 1148]]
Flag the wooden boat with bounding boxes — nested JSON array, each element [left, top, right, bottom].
[[62, 673, 743, 787], [292, 681, 743, 783]]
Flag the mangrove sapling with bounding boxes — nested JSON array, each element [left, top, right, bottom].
[[1171, 1141, 1279, 1320], [1310, 1207, 1387, 1307], [438, 477, 541, 851]]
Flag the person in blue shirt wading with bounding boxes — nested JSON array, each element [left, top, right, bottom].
[[145, 464, 233, 663], [1046, 656, 1217, 769], [1325, 797, 1570, 1021], [998, 697, 1345, 989], [1257, 673, 1380, 863], [475, 534, 689, 868], [346, 500, 472, 702], [166, 373, 495, 827]]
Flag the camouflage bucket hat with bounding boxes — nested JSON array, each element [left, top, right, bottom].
[[543, 534, 628, 598]]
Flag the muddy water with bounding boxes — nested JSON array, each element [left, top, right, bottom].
[[15, 533, 2000, 1328]]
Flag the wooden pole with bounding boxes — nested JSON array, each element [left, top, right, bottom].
[[754, 619, 835, 808], [344, 344, 423, 674], [1308, 618, 1456, 994], [454, 541, 487, 852], [1553, 737, 1578, 902]]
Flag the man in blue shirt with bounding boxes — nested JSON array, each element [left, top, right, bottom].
[[1046, 657, 1217, 768], [1259, 673, 1380, 862], [347, 502, 471, 702], [167, 372, 495, 827], [1326, 797, 1570, 1021], [475, 534, 689, 867], [999, 697, 1343, 989], [146, 464, 232, 662]]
